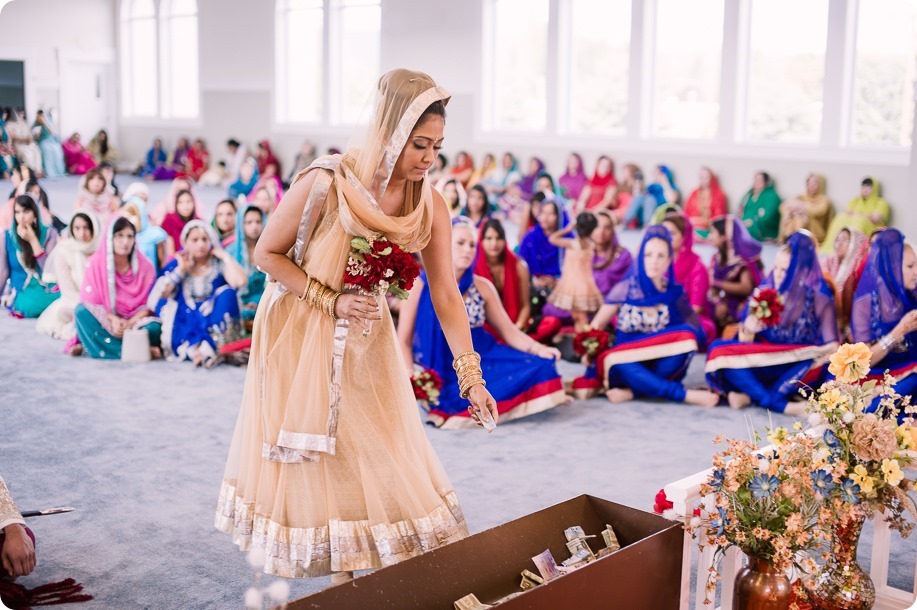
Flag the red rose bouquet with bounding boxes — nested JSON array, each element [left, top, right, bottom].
[[572, 328, 610, 363], [748, 287, 784, 327], [411, 366, 442, 409]]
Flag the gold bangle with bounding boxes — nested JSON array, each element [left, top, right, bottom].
[[298, 277, 313, 302], [330, 292, 341, 321], [460, 377, 486, 399], [452, 351, 481, 371]]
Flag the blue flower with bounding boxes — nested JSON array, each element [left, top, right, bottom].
[[748, 474, 780, 499], [823, 429, 841, 450], [709, 468, 726, 491], [709, 507, 729, 536], [840, 478, 861, 504], [810, 470, 836, 497]]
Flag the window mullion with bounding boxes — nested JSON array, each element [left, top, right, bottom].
[[544, 0, 559, 135], [718, 0, 747, 143], [821, 0, 855, 148], [627, 0, 647, 139]]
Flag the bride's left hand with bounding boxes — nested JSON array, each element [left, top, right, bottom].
[[467, 384, 499, 428]]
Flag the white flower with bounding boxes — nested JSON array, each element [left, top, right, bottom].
[[247, 546, 267, 569], [808, 413, 824, 427], [244, 587, 262, 610], [758, 459, 771, 473], [267, 580, 291, 603], [842, 411, 856, 424]]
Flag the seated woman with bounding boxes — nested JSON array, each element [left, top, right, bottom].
[[684, 166, 727, 240], [661, 212, 716, 344], [0, 195, 60, 318], [467, 152, 496, 188], [227, 157, 260, 201], [150, 176, 205, 226], [460, 184, 492, 228], [582, 225, 719, 407], [822, 227, 868, 340], [32, 110, 65, 179], [519, 197, 566, 301], [708, 215, 764, 334], [5, 109, 42, 175], [73, 168, 119, 225], [152, 137, 190, 181], [821, 177, 890, 254], [622, 170, 658, 228], [246, 174, 284, 212], [705, 231, 839, 414], [137, 138, 167, 178], [62, 133, 97, 175], [436, 176, 466, 217], [120, 196, 168, 274], [399, 218, 568, 428], [448, 150, 474, 188], [609, 163, 640, 222], [542, 210, 633, 324], [36, 211, 101, 340], [739, 171, 782, 242], [850, 229, 917, 413], [499, 157, 544, 226], [481, 152, 521, 208], [475, 218, 531, 333], [779, 173, 833, 244], [559, 153, 587, 202], [87, 129, 118, 165], [149, 221, 246, 366], [227, 205, 267, 321], [160, 189, 199, 256], [72, 215, 160, 359], [647, 165, 680, 207], [575, 155, 616, 213], [211, 198, 237, 245], [256, 139, 282, 178], [183, 138, 210, 182]]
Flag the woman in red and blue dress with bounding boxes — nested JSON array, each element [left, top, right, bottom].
[[705, 231, 839, 413]]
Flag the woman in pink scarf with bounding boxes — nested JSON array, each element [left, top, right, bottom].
[[71, 215, 159, 358], [661, 211, 716, 346], [149, 177, 205, 226]]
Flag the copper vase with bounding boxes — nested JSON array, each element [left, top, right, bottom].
[[807, 513, 875, 610], [733, 555, 792, 610]]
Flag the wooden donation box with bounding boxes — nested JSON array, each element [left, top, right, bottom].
[[287, 494, 683, 609]]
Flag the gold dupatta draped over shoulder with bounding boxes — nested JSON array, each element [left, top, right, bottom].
[[258, 70, 451, 464]]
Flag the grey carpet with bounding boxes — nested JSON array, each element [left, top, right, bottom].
[[1, 176, 914, 608]]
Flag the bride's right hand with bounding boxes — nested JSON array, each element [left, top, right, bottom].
[[334, 294, 382, 328]]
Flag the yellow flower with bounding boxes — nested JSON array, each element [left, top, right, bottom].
[[767, 427, 789, 447], [828, 343, 872, 384], [881, 459, 904, 487], [850, 464, 876, 496], [898, 424, 917, 450], [819, 387, 847, 411]]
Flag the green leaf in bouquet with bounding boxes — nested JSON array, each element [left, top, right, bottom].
[[378, 246, 393, 256], [350, 237, 371, 252], [389, 285, 410, 300], [860, 380, 877, 393]]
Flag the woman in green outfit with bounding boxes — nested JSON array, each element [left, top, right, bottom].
[[71, 215, 160, 359], [0, 194, 60, 317], [820, 177, 889, 254], [739, 171, 782, 242]]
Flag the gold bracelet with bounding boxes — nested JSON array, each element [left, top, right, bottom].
[[452, 351, 481, 371], [298, 274, 343, 321], [297, 277, 314, 302], [330, 292, 341, 321], [460, 377, 486, 399]]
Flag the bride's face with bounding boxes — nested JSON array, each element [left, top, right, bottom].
[[395, 115, 445, 182]]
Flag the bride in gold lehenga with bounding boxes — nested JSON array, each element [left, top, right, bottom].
[[215, 69, 499, 581]]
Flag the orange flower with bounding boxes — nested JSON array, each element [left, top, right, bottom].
[[828, 343, 872, 383]]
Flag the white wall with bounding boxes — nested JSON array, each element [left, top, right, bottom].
[[2, 0, 914, 235]]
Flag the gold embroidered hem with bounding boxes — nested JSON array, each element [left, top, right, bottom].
[[547, 291, 604, 313], [215, 481, 468, 578]]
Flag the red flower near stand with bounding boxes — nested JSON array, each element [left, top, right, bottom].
[[573, 329, 611, 363], [748, 287, 784, 327], [343, 235, 420, 299], [411, 367, 442, 408]]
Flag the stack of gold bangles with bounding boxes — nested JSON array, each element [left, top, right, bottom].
[[297, 275, 341, 322], [453, 351, 485, 399]]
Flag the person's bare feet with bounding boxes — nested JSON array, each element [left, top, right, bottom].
[[190, 347, 203, 367], [782, 401, 806, 416], [150, 346, 162, 360], [606, 388, 634, 403], [686, 389, 720, 408], [727, 392, 751, 410], [68, 344, 83, 357]]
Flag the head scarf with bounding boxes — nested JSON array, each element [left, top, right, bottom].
[[667, 212, 701, 286], [589, 156, 617, 190], [42, 210, 102, 285], [8, 194, 51, 276], [713, 215, 764, 285], [488, 153, 519, 187], [559, 153, 587, 201], [851, 229, 916, 343], [757, 231, 837, 345], [475, 219, 520, 321], [518, 197, 568, 277], [246, 174, 285, 207], [162, 177, 205, 217], [516, 157, 546, 200], [229, 157, 260, 199], [179, 219, 222, 252], [823, 226, 867, 288], [647, 165, 678, 206], [122, 182, 150, 203], [211, 199, 237, 242], [81, 215, 156, 318], [160, 193, 199, 252], [257, 140, 282, 177], [121, 196, 167, 271], [228, 205, 267, 270]]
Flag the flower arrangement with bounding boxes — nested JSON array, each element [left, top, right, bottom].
[[691, 432, 828, 604], [411, 366, 443, 409], [343, 235, 420, 300], [801, 342, 917, 535], [572, 328, 610, 363], [748, 287, 784, 327]]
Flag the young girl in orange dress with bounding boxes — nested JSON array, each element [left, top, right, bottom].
[[547, 211, 604, 330]]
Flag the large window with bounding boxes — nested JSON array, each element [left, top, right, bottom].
[[120, 0, 158, 118], [160, 0, 199, 119], [651, 0, 723, 139], [851, 0, 917, 147], [488, 0, 548, 131], [744, 0, 829, 143], [564, 0, 631, 135], [274, 0, 381, 126]]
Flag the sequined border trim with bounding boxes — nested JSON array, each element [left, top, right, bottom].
[[275, 429, 336, 456], [215, 481, 468, 578], [374, 85, 451, 202], [260, 443, 319, 464], [293, 165, 336, 268]]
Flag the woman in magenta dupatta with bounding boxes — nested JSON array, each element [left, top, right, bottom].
[[708, 215, 764, 334], [661, 211, 716, 345], [559, 153, 588, 201], [72, 215, 159, 359], [62, 133, 97, 175]]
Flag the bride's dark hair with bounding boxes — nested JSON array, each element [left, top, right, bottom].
[[416, 100, 446, 128]]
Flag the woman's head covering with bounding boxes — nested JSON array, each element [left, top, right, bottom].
[[714, 215, 763, 282], [229, 157, 260, 198], [589, 156, 617, 189], [228, 205, 267, 270], [246, 175, 285, 206], [121, 196, 167, 270], [122, 182, 150, 203], [516, 157, 545, 199], [163, 177, 205, 217], [666, 212, 701, 285], [852, 228, 916, 342], [518, 197, 568, 277], [8, 194, 50, 274], [647, 165, 678, 206], [81, 214, 156, 318], [823, 226, 867, 287], [179, 219, 221, 251], [559, 153, 587, 200]]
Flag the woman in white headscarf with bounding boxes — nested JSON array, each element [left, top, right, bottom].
[[216, 69, 499, 583]]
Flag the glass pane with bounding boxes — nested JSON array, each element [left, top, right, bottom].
[[491, 0, 548, 131], [130, 17, 158, 116], [168, 15, 199, 118], [745, 0, 828, 142], [567, 0, 630, 135], [851, 0, 917, 146], [286, 0, 323, 8], [128, 0, 155, 19], [338, 2, 380, 123], [168, 0, 197, 17], [284, 5, 324, 122], [652, 0, 723, 139]]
